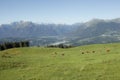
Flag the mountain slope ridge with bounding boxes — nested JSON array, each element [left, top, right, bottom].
[[1, 18, 120, 46]]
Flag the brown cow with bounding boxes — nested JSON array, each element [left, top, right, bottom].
[[82, 52, 84, 54], [61, 53, 64, 56], [54, 52, 57, 55], [106, 49, 110, 52], [92, 51, 95, 53]]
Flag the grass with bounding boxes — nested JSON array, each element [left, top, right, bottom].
[[0, 43, 120, 80]]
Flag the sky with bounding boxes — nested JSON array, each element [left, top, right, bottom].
[[0, 0, 120, 24]]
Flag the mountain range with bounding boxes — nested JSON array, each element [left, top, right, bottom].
[[0, 18, 120, 46]]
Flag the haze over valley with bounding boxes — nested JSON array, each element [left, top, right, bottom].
[[1, 18, 120, 46]]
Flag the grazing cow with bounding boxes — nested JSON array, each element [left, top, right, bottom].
[[82, 52, 84, 54], [92, 51, 95, 53], [54, 52, 57, 55], [62, 53, 64, 56], [106, 49, 110, 52]]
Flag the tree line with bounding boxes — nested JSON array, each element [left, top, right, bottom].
[[0, 41, 29, 51], [46, 44, 73, 48]]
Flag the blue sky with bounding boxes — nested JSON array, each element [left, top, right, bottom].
[[0, 0, 120, 24]]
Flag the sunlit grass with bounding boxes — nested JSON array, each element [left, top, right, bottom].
[[0, 43, 120, 80]]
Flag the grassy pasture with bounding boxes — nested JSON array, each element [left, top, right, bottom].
[[0, 43, 120, 80]]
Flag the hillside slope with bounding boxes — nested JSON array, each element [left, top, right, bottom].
[[0, 43, 120, 80], [69, 19, 120, 46]]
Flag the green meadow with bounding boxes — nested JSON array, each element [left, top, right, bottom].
[[0, 43, 120, 80]]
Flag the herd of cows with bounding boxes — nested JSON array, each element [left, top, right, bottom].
[[0, 41, 111, 57], [81, 49, 110, 54], [51, 49, 111, 58]]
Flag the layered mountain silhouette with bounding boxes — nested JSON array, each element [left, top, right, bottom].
[[0, 18, 120, 46], [0, 21, 79, 38]]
